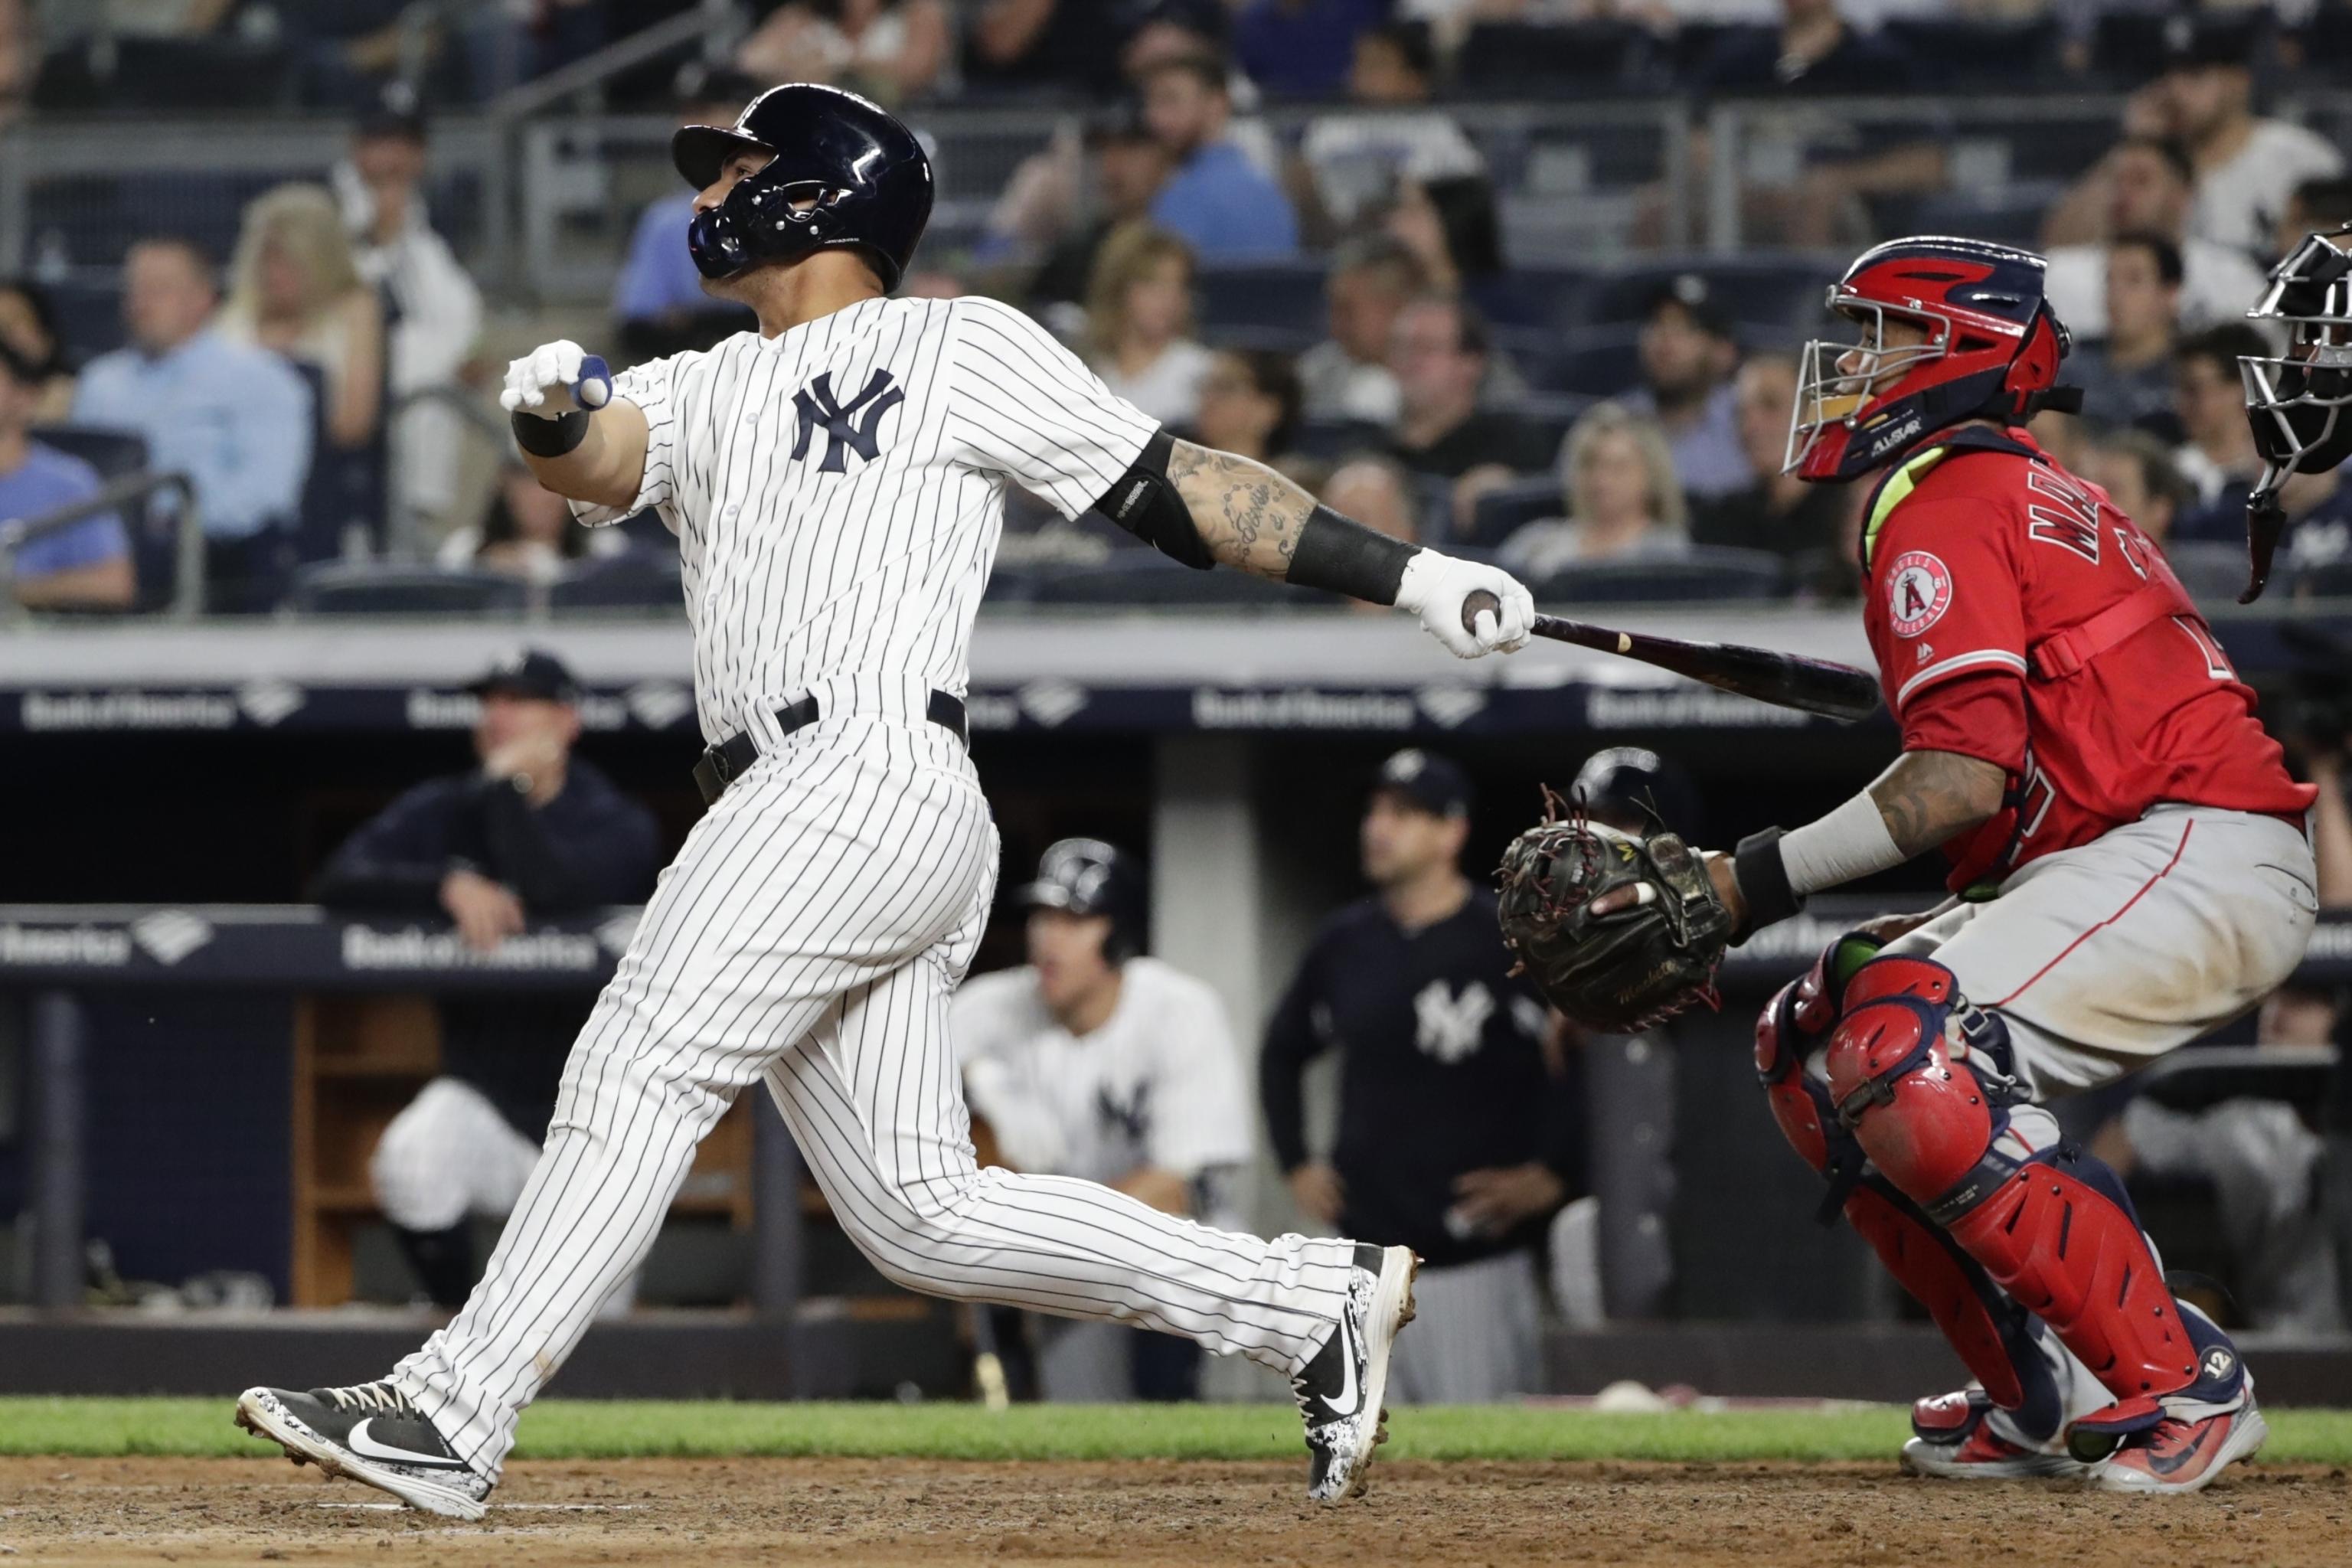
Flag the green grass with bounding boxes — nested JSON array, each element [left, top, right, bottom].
[[5, 1398, 2352, 1465]]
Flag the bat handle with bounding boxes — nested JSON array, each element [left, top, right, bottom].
[[573, 354, 612, 411], [1460, 588, 1502, 635]]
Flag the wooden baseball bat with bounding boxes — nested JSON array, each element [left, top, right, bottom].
[[1459, 590, 1883, 724]]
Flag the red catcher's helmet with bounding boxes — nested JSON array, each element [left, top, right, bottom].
[[1786, 237, 2076, 482]]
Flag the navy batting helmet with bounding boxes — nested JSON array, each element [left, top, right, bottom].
[[671, 83, 933, 290], [1015, 838, 1148, 965]]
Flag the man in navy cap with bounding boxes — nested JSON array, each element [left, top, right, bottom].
[[311, 648, 660, 1308], [1620, 273, 1753, 504], [1260, 748, 1578, 1402]]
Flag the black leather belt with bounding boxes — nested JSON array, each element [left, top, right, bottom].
[[693, 688, 969, 805]]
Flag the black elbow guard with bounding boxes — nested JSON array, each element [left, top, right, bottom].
[[1096, 428, 1214, 570]]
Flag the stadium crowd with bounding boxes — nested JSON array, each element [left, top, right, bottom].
[[4, 2, 2352, 612]]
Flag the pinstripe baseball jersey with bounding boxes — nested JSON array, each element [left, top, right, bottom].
[[572, 295, 1159, 745], [952, 958, 1254, 1228]]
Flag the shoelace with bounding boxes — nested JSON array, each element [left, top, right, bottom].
[[322, 1383, 408, 1416]]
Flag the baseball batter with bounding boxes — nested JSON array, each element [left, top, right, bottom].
[[235, 83, 1535, 1516], [1714, 237, 2317, 1493]]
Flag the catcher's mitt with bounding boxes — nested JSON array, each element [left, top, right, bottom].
[[1495, 799, 1733, 1034]]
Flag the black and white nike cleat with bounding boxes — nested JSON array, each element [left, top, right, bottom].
[[1293, 1243, 1418, 1503], [234, 1382, 491, 1520]]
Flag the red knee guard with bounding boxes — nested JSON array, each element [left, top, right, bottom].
[[1754, 933, 1884, 1174], [1825, 954, 2198, 1407], [1946, 1165, 2198, 1401]]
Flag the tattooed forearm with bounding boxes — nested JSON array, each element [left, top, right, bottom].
[[1866, 749, 2008, 857], [1166, 439, 1317, 580]]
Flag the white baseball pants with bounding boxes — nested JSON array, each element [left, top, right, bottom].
[[391, 710, 1354, 1478]]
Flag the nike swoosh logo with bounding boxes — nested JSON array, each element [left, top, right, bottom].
[[1322, 1309, 1361, 1420], [346, 1418, 463, 1469]]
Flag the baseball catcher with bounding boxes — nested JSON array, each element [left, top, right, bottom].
[[1537, 237, 2319, 1494]]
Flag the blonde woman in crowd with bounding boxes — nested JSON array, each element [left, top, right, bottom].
[[218, 183, 384, 454], [1499, 401, 1691, 579], [1084, 223, 1215, 427]]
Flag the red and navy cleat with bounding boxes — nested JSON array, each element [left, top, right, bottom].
[[2092, 1395, 2268, 1494], [1900, 1390, 2090, 1481]]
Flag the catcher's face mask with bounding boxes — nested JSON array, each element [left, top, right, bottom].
[[2242, 227, 2352, 481]]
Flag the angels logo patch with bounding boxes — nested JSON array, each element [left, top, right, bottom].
[[1885, 550, 1954, 638]]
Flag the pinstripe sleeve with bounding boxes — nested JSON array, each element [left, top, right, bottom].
[[942, 296, 1159, 519], [570, 351, 693, 530]]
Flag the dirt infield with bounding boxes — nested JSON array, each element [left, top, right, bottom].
[[0, 1455, 2343, 1567]]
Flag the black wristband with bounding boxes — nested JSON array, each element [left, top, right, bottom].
[[1732, 827, 1803, 938], [511, 408, 590, 458], [1287, 505, 1417, 605]]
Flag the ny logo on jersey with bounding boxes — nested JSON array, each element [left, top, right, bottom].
[[792, 368, 905, 473], [1096, 1078, 1152, 1144], [1413, 980, 1494, 1064]]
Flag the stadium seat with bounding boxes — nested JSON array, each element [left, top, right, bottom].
[[1883, 18, 2063, 90], [1291, 416, 1390, 461], [42, 275, 128, 364], [1193, 263, 1329, 343], [1535, 326, 1642, 399], [548, 550, 685, 612], [286, 564, 528, 616], [1587, 256, 1844, 339], [2296, 557, 2352, 600], [2089, 12, 2177, 88], [28, 423, 179, 611], [1462, 475, 1563, 550], [1526, 545, 1788, 605], [1452, 22, 1648, 96], [1025, 554, 1331, 609], [1472, 267, 1594, 332]]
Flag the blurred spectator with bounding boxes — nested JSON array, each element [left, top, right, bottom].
[[1498, 402, 1693, 578], [965, 0, 1132, 98], [2275, 176, 2352, 272], [0, 278, 74, 422], [0, 0, 26, 127], [1024, 106, 1174, 313], [1383, 293, 1554, 534], [2066, 234, 2186, 440], [1187, 348, 1303, 467], [2278, 466, 2352, 588], [218, 183, 384, 456], [1292, 21, 1484, 240], [2154, 15, 2343, 261], [1383, 175, 1504, 296], [436, 462, 626, 585], [1233, 0, 1387, 101], [335, 87, 485, 537], [1140, 54, 1299, 260], [1619, 274, 1752, 503], [1262, 748, 1572, 1403], [0, 340, 132, 611], [737, 0, 950, 104], [1694, 351, 1851, 564], [616, 66, 763, 363], [313, 649, 659, 1311], [2041, 136, 2269, 336], [2079, 427, 2190, 544], [1298, 235, 1423, 424], [2169, 323, 2269, 544], [1085, 224, 1214, 426], [955, 838, 1253, 1400], [73, 237, 312, 612]]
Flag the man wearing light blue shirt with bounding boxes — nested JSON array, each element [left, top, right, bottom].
[[1140, 54, 1298, 262], [73, 237, 312, 612]]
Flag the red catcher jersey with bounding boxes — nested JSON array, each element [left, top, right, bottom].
[[1860, 428, 2314, 891]]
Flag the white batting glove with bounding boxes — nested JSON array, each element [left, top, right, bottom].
[[498, 340, 610, 418], [1393, 549, 1536, 658]]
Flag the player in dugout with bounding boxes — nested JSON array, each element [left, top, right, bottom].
[[952, 838, 1255, 1402], [1262, 749, 1577, 1403], [310, 648, 660, 1310]]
